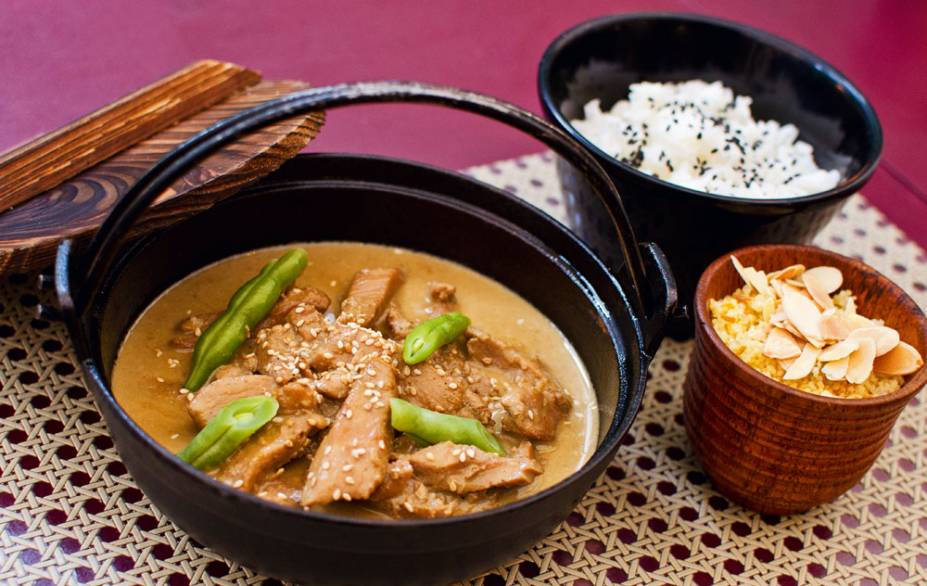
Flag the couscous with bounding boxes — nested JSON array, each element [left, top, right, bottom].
[[710, 257, 923, 398]]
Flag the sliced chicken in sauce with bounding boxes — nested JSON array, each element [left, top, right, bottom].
[[338, 268, 404, 327], [406, 441, 542, 495], [114, 245, 596, 520], [303, 359, 396, 506]]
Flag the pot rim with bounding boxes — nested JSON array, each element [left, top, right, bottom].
[[537, 11, 883, 208], [693, 243, 927, 409], [59, 153, 650, 530]]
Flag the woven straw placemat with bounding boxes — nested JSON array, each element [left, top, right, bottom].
[[1, 152, 925, 585]]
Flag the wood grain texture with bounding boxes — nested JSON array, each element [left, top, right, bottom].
[[683, 244, 927, 515], [0, 60, 262, 213], [0, 80, 324, 275]]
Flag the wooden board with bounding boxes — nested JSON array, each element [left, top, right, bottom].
[[0, 60, 262, 213], [0, 80, 324, 275]]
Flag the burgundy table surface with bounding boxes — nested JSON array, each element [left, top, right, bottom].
[[2, 0, 926, 245]]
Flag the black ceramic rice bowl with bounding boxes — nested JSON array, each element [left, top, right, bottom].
[[54, 83, 675, 585], [538, 13, 882, 331]]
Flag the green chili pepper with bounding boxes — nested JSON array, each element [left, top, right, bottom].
[[389, 398, 505, 455], [402, 311, 470, 365], [178, 395, 279, 471], [184, 248, 308, 391]]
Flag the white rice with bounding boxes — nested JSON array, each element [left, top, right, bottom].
[[569, 80, 840, 198]]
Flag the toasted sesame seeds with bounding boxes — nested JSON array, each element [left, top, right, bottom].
[[233, 479, 244, 488], [333, 489, 342, 500], [345, 476, 355, 485]]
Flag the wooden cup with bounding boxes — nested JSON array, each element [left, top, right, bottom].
[[683, 244, 927, 514]]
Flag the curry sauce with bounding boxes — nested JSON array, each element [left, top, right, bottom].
[[112, 242, 598, 518]]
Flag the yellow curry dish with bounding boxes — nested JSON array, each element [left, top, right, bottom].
[[113, 242, 598, 519]]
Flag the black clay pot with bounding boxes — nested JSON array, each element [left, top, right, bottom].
[[54, 82, 675, 585], [538, 13, 882, 335]]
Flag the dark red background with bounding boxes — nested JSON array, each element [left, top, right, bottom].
[[2, 1, 925, 247]]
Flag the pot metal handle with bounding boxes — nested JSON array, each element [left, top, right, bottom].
[[74, 81, 674, 343]]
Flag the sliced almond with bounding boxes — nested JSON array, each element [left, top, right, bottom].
[[822, 357, 850, 381], [730, 256, 754, 287], [802, 266, 843, 294], [783, 344, 821, 380], [750, 270, 771, 295], [819, 339, 860, 362], [844, 295, 857, 314], [873, 341, 924, 376], [844, 313, 873, 331], [768, 264, 805, 281], [763, 327, 803, 360], [846, 337, 876, 384], [785, 278, 807, 289], [782, 285, 822, 342], [730, 256, 769, 295], [847, 326, 900, 356], [781, 319, 805, 341], [779, 357, 796, 370], [819, 311, 851, 341], [770, 279, 785, 298], [802, 270, 835, 311]]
